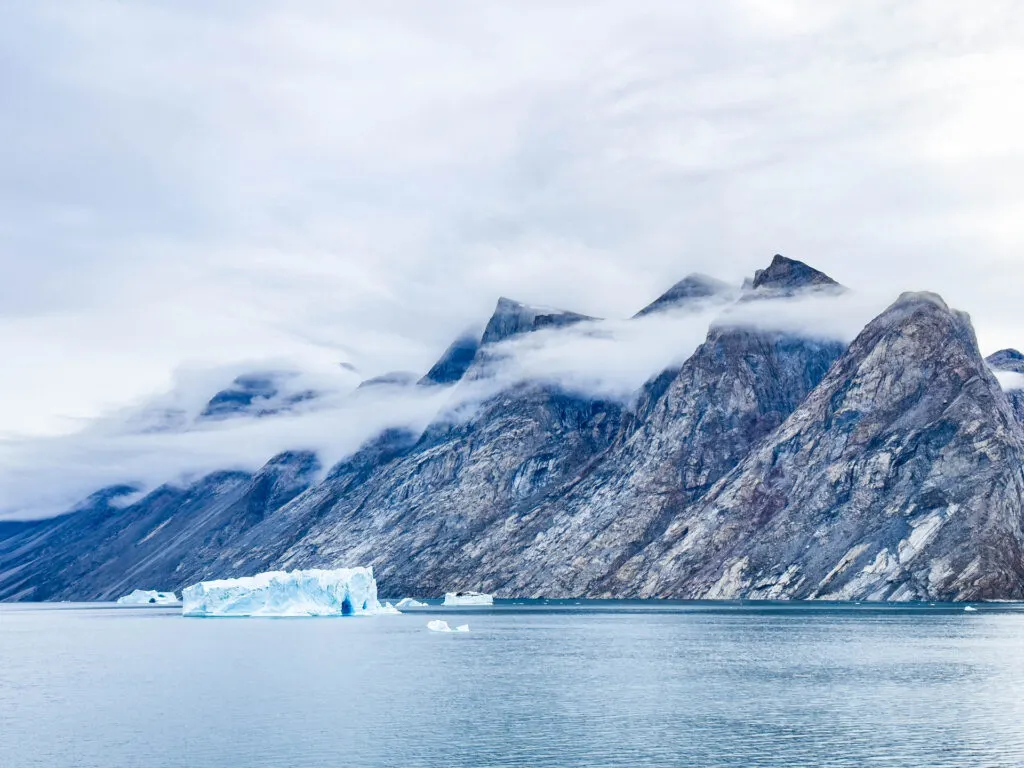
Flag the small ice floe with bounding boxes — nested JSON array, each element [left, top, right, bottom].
[[964, 606, 979, 612], [377, 602, 402, 615], [116, 589, 179, 605], [395, 598, 427, 609], [442, 591, 493, 607], [427, 620, 470, 633]]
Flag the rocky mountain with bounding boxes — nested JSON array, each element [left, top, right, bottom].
[[633, 274, 732, 317], [1, 255, 1022, 602]]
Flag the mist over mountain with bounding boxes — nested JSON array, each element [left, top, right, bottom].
[[1, 255, 1022, 603]]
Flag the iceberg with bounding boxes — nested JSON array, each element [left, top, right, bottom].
[[427, 620, 470, 633], [182, 567, 382, 617], [116, 589, 179, 605], [395, 597, 427, 609], [378, 601, 401, 615], [964, 605, 979, 612], [442, 591, 493, 607]]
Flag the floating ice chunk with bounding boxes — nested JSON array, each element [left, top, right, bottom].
[[116, 589, 179, 605], [395, 598, 427, 609], [378, 602, 401, 615], [427, 620, 470, 632], [182, 567, 382, 617], [442, 591, 493, 606], [964, 606, 978, 612]]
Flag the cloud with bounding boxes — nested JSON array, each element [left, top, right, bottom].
[[2, 2, 1024, 508], [995, 371, 1024, 392]]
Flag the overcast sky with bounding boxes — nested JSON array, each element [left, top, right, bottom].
[[2, 0, 1024, 439]]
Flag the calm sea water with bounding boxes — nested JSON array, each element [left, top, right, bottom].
[[2, 600, 1024, 767]]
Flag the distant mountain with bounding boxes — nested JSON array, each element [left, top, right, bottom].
[[988, 349, 1024, 425], [633, 274, 732, 317], [2, 255, 1023, 602], [744, 254, 844, 297], [200, 372, 317, 420]]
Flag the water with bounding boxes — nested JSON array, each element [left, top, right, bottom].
[[3, 601, 1024, 767]]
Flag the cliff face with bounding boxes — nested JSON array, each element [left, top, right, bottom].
[[2, 257, 1023, 602], [631, 293, 1024, 601]]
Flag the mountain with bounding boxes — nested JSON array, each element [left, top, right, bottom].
[[628, 293, 1024, 601], [633, 274, 732, 317], [745, 253, 843, 297], [2, 255, 1022, 602], [481, 297, 594, 344]]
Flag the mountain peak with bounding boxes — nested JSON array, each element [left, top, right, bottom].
[[749, 254, 841, 294], [633, 274, 732, 318], [987, 348, 1024, 374], [480, 297, 594, 345]]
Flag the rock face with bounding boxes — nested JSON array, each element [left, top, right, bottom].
[[2, 255, 1023, 603], [631, 293, 1024, 601]]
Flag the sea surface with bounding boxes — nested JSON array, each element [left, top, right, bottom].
[[2, 600, 1024, 767]]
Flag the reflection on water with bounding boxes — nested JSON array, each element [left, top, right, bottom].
[[2, 601, 1023, 767]]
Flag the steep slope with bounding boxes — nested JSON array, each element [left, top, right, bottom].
[[470, 317, 846, 594], [632, 293, 1024, 601], [270, 384, 623, 596], [0, 295, 622, 600], [0, 452, 320, 601]]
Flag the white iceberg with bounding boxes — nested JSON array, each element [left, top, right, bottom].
[[427, 620, 470, 633], [377, 601, 401, 615], [395, 597, 427, 609], [964, 605, 979, 612], [442, 591, 493, 607], [116, 589, 179, 605], [181, 567, 383, 617]]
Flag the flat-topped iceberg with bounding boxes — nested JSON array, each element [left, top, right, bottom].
[[443, 591, 493, 606], [116, 589, 179, 605], [182, 567, 382, 617]]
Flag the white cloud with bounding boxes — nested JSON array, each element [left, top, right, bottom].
[[995, 371, 1024, 392], [1, 1, 1024, 511]]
